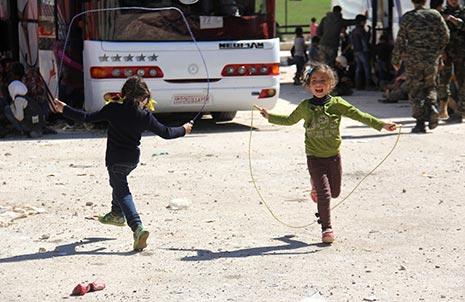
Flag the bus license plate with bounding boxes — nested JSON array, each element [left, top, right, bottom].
[[172, 95, 211, 105]]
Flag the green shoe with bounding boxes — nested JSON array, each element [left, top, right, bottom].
[[97, 212, 126, 227], [133, 225, 150, 251]]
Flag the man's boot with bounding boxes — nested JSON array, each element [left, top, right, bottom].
[[438, 99, 449, 119], [445, 112, 463, 124], [411, 120, 426, 133], [428, 103, 439, 130]]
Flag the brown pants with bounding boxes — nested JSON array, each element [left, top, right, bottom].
[[307, 154, 342, 230]]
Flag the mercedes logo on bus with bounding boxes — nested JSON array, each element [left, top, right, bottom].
[[188, 64, 199, 75]]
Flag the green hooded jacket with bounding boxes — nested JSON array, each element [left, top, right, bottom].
[[268, 96, 385, 158]]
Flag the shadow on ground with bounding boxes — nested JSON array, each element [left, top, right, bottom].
[[0, 237, 136, 263], [164, 235, 327, 261]]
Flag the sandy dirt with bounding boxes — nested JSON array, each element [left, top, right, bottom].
[[0, 76, 464, 301]]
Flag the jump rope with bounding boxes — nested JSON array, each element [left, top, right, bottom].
[[51, 6, 403, 228], [248, 109, 402, 229]]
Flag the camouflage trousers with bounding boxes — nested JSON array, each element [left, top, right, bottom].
[[405, 60, 439, 121], [453, 56, 465, 113], [319, 45, 338, 67], [437, 57, 452, 101], [437, 55, 465, 113]]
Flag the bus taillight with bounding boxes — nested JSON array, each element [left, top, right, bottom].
[[258, 88, 276, 99], [90, 66, 164, 79], [103, 92, 121, 102], [221, 63, 279, 77]]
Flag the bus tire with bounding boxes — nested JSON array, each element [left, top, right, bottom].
[[211, 111, 237, 122]]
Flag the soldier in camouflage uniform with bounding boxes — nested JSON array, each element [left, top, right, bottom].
[[430, 0, 451, 119], [392, 0, 449, 133], [442, 0, 465, 123]]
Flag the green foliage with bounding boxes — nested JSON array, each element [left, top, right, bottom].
[[275, 0, 331, 27]]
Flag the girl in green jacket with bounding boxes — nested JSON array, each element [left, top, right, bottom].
[[256, 64, 397, 244]]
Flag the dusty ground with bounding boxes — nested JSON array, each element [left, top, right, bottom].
[[0, 71, 464, 301]]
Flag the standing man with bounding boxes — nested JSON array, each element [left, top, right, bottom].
[[431, 0, 452, 119], [351, 14, 372, 90], [392, 0, 449, 133], [317, 6, 356, 66], [442, 0, 465, 123]]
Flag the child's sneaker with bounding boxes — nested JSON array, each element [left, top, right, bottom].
[[133, 225, 150, 251], [322, 228, 335, 244], [98, 212, 126, 227]]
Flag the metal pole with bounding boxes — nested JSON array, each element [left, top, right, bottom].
[[10, 0, 20, 60], [285, 0, 288, 30], [54, 0, 59, 40], [388, 0, 393, 40], [372, 0, 377, 48]]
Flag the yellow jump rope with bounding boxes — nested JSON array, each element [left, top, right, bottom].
[[248, 106, 402, 229]]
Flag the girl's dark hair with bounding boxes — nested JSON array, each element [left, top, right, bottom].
[[303, 63, 338, 90], [121, 76, 151, 107]]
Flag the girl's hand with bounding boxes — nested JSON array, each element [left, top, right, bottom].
[[183, 123, 192, 134], [383, 122, 398, 132], [254, 105, 269, 119], [52, 98, 66, 113]]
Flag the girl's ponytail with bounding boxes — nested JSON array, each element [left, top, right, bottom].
[[121, 76, 151, 108]]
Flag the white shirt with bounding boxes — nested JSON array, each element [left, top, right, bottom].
[[293, 36, 306, 57], [8, 80, 29, 122]]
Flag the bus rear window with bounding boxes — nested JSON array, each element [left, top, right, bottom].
[[83, 0, 274, 41]]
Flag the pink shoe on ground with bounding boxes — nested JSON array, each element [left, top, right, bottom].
[[322, 228, 335, 244], [71, 280, 105, 296]]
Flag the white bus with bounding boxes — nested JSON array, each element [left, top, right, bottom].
[[79, 0, 279, 121]]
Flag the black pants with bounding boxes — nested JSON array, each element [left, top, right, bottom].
[[307, 154, 342, 230], [294, 55, 306, 82]]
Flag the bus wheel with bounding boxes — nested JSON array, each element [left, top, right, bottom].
[[211, 111, 237, 122]]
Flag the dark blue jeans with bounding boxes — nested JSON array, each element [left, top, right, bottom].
[[377, 59, 391, 84], [354, 51, 371, 88], [108, 163, 141, 231], [0, 97, 24, 132]]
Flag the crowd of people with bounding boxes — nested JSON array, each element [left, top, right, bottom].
[[289, 6, 392, 94], [288, 0, 464, 132]]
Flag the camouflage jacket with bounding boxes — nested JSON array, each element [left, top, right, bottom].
[[443, 4, 465, 58], [392, 7, 449, 65]]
